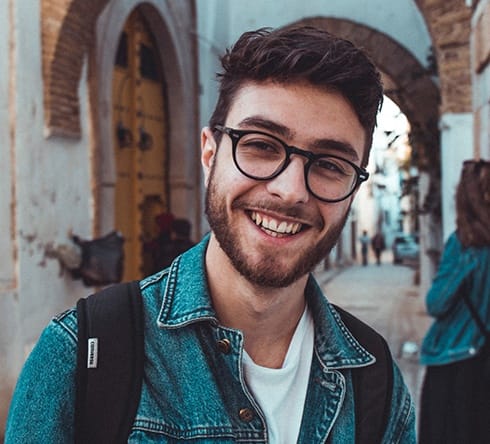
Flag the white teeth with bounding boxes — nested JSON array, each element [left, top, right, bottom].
[[250, 211, 302, 235]]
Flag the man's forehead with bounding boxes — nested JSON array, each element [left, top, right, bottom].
[[225, 83, 366, 162]]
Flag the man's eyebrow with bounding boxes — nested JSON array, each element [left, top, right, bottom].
[[236, 116, 293, 139], [236, 115, 360, 162], [311, 139, 360, 162]]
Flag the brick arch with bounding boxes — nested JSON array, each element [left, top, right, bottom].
[[415, 0, 472, 114], [41, 0, 110, 137], [293, 17, 440, 170]]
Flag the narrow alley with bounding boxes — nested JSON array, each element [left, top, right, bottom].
[[315, 258, 432, 420]]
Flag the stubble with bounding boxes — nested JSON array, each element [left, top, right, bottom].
[[205, 162, 351, 288]]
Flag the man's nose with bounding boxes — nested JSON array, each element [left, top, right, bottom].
[[265, 156, 310, 204]]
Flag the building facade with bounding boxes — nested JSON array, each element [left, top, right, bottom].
[[0, 0, 200, 434]]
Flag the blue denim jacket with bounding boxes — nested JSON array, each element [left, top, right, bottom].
[[420, 231, 490, 366], [6, 236, 415, 443]]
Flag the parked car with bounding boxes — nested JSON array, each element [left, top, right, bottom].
[[392, 234, 419, 264]]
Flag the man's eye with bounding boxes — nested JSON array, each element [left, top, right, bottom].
[[240, 138, 282, 154], [316, 159, 344, 173]]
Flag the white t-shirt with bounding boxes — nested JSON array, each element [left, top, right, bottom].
[[242, 306, 314, 444]]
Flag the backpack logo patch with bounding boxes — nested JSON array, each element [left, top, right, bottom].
[[87, 338, 99, 368]]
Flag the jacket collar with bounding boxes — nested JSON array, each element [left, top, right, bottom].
[[156, 234, 217, 328], [304, 275, 375, 369], [156, 234, 374, 369]]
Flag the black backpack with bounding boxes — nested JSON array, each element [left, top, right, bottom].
[[75, 282, 393, 444]]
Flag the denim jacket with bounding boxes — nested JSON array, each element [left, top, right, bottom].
[[6, 236, 415, 443], [420, 231, 490, 366]]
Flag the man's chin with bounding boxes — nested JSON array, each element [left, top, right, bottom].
[[227, 248, 319, 289], [236, 265, 306, 289]]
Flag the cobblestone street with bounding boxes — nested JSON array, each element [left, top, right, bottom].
[[314, 257, 433, 423]]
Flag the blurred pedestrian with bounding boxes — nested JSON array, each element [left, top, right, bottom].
[[144, 211, 174, 273], [156, 218, 195, 270], [359, 230, 370, 266], [371, 231, 385, 265], [419, 159, 490, 444]]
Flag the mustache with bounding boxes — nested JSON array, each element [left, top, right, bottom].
[[231, 197, 324, 229]]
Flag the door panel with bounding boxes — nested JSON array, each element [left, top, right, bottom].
[[112, 10, 168, 281]]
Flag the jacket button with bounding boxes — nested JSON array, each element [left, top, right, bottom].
[[217, 338, 231, 354], [239, 408, 255, 422]]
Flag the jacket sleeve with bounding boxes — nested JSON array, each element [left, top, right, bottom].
[[425, 232, 478, 318], [382, 361, 416, 444], [5, 311, 77, 443]]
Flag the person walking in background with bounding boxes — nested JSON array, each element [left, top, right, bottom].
[[359, 230, 370, 266], [419, 159, 490, 444], [371, 231, 385, 265]]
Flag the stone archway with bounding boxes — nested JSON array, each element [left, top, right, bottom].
[[93, 1, 200, 239], [415, 0, 472, 115], [414, 0, 473, 247]]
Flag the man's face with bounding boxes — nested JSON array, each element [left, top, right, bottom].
[[202, 81, 366, 288]]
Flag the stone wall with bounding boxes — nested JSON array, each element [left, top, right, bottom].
[[417, 0, 472, 114]]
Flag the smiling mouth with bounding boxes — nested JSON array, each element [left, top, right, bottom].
[[249, 211, 303, 237]]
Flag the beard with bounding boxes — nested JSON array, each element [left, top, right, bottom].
[[205, 164, 351, 289]]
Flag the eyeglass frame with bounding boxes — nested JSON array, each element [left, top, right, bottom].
[[213, 124, 369, 203]]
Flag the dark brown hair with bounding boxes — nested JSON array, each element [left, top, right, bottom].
[[456, 159, 490, 248], [209, 26, 383, 166]]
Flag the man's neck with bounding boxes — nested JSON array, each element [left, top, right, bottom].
[[205, 235, 308, 368]]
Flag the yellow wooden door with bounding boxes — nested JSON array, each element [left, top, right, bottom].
[[112, 10, 168, 281]]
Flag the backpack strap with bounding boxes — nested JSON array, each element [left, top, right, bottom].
[[75, 281, 144, 444], [334, 305, 394, 444]]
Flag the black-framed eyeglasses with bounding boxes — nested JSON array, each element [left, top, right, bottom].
[[214, 125, 369, 203]]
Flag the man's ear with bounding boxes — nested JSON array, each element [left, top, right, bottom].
[[201, 127, 217, 187]]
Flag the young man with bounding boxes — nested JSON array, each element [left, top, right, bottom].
[[6, 26, 415, 442]]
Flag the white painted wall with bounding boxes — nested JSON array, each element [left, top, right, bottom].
[[14, 1, 93, 351], [472, 0, 490, 160], [0, 0, 14, 289], [0, 0, 92, 433], [0, 2, 200, 435], [439, 113, 474, 241], [475, 72, 490, 160], [0, 0, 20, 435]]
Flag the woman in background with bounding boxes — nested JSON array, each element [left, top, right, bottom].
[[419, 159, 490, 443]]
